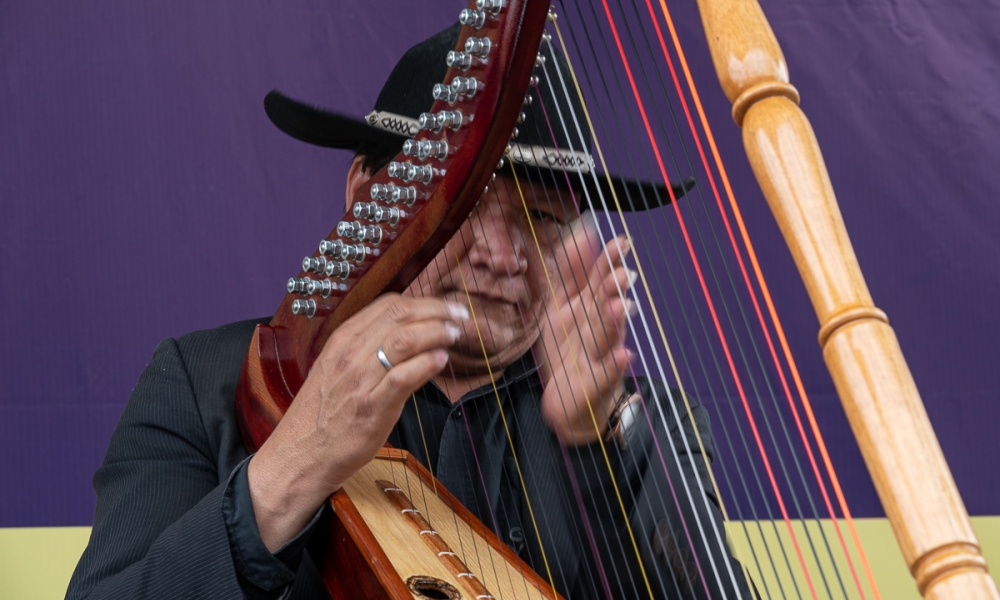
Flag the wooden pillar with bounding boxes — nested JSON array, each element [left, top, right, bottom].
[[694, 0, 998, 597]]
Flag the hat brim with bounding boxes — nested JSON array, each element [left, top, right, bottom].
[[264, 90, 404, 150], [264, 89, 695, 212]]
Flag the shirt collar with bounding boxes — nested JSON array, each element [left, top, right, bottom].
[[424, 353, 541, 406]]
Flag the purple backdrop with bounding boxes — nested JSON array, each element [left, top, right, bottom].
[[1, 0, 998, 528]]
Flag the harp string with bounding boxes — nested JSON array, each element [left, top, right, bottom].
[[551, 8, 806, 596], [546, 23, 792, 597], [592, 0, 877, 595], [630, 0, 867, 594], [420, 240, 544, 598], [608, 2, 860, 596], [483, 168, 654, 598], [387, 1, 876, 597], [456, 139, 696, 587], [594, 3, 856, 598], [511, 158, 720, 600], [456, 201, 608, 598], [568, 0, 888, 593], [449, 233, 562, 597], [510, 165, 663, 599], [543, 17, 750, 597], [484, 174, 642, 599], [526, 80, 725, 599], [572, 2, 849, 597], [645, 0, 881, 595], [556, 2, 874, 597]]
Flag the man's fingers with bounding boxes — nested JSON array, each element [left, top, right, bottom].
[[551, 214, 601, 302], [581, 265, 636, 358], [593, 235, 630, 282], [379, 320, 461, 368], [359, 294, 470, 331], [370, 350, 450, 400]]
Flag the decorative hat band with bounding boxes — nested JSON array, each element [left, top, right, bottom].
[[365, 109, 596, 175]]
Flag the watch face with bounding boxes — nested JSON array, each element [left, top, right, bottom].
[[612, 393, 643, 450]]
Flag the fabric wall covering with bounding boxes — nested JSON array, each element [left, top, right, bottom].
[[1, 0, 997, 570]]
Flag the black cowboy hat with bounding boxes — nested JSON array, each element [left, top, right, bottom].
[[264, 23, 694, 212]]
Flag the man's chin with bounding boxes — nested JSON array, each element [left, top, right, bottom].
[[447, 337, 533, 375]]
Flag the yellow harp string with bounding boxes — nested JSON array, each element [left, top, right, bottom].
[[507, 165, 656, 599], [550, 17, 754, 589], [451, 240, 560, 598]]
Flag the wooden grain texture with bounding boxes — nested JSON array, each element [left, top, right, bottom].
[[337, 450, 561, 600], [696, 0, 999, 596], [378, 479, 496, 600]]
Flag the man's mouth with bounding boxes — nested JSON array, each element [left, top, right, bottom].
[[447, 289, 520, 306]]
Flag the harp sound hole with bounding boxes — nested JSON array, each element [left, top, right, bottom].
[[406, 575, 461, 600]]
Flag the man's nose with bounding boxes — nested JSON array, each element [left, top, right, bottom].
[[466, 200, 529, 275]]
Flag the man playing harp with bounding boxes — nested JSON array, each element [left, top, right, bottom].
[[68, 24, 755, 600]]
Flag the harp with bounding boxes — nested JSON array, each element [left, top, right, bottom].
[[235, 0, 998, 598]]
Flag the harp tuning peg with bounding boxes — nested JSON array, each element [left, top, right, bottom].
[[459, 8, 487, 29], [390, 186, 417, 206], [291, 298, 317, 318], [371, 182, 395, 200], [475, 0, 505, 15], [353, 201, 377, 220], [306, 278, 333, 297], [432, 83, 459, 104], [387, 162, 407, 179], [302, 255, 327, 274], [535, 53, 546, 67], [287, 277, 308, 294], [464, 37, 492, 58], [547, 9, 558, 22], [517, 111, 526, 123], [451, 76, 483, 98], [446, 50, 473, 71]]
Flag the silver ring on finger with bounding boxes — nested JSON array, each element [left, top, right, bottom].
[[376, 345, 394, 370]]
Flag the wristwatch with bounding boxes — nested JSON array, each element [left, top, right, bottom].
[[607, 389, 644, 450]]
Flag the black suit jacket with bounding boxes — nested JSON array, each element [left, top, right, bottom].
[[67, 318, 752, 599]]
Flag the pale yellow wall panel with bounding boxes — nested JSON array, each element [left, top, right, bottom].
[[0, 527, 90, 600], [726, 516, 1000, 599], [1, 518, 997, 598]]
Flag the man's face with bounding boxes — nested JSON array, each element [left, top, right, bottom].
[[404, 172, 583, 375]]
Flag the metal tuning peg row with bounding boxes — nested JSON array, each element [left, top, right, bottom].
[[418, 110, 464, 133], [403, 139, 449, 161], [319, 239, 368, 263], [338, 221, 384, 245]]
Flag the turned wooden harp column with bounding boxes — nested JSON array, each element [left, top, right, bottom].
[[694, 0, 998, 597]]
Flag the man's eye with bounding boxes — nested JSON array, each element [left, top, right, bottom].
[[528, 209, 560, 224]]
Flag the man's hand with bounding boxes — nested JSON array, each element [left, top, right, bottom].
[[247, 294, 468, 551], [535, 217, 636, 446]]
